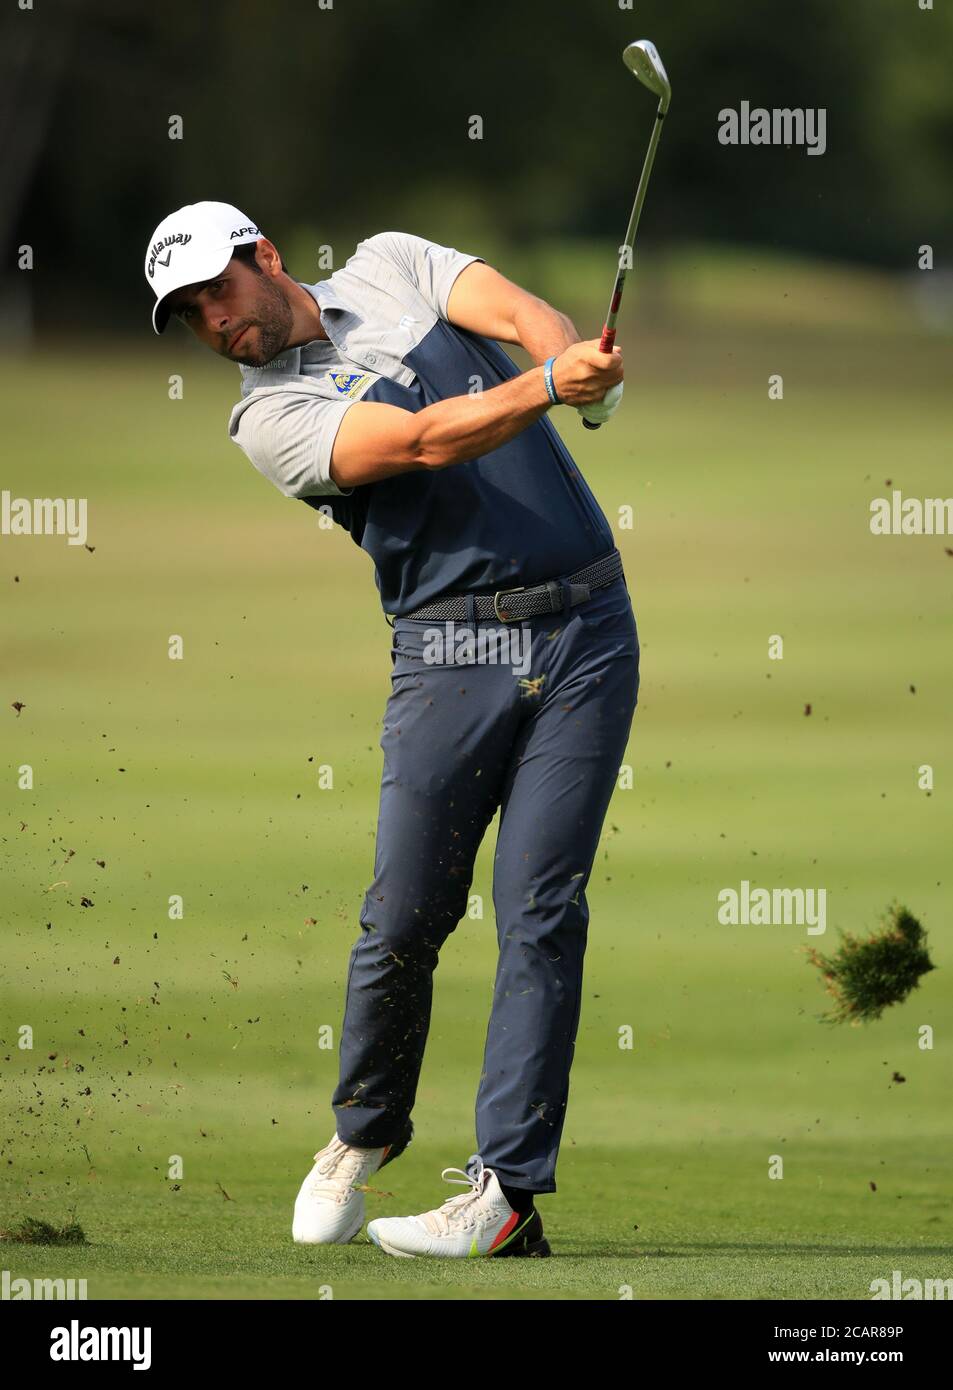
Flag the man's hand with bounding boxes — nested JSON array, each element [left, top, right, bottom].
[[551, 341, 624, 406], [577, 381, 624, 426]]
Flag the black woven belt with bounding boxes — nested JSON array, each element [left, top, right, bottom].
[[396, 549, 624, 624]]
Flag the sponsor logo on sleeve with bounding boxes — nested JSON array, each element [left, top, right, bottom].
[[328, 371, 372, 399]]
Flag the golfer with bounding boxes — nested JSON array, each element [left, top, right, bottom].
[[144, 200, 639, 1258]]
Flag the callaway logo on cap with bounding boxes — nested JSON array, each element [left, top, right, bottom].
[[144, 200, 262, 334]]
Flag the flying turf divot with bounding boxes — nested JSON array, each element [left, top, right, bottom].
[[805, 903, 935, 1024]]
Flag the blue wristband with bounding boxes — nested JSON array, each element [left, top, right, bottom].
[[543, 356, 561, 406]]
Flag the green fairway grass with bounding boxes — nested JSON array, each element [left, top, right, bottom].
[[3, 253, 951, 1299]]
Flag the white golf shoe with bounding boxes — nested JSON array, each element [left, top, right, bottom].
[[292, 1124, 413, 1245], [366, 1154, 550, 1259]]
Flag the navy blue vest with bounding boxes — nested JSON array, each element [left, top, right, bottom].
[[304, 320, 614, 615]]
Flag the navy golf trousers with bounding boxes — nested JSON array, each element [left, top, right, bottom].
[[331, 572, 640, 1193]]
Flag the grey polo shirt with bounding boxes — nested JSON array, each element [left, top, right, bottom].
[[228, 231, 614, 614], [229, 232, 479, 497]]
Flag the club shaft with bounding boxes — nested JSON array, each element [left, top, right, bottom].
[[597, 105, 666, 353]]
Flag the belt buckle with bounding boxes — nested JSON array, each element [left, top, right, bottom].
[[493, 585, 525, 622]]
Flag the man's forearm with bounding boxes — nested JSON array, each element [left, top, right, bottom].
[[511, 297, 582, 365], [413, 366, 552, 469], [328, 338, 621, 488]]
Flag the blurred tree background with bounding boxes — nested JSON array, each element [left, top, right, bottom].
[[1, 0, 952, 335]]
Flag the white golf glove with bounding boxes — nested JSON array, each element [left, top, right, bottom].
[[577, 381, 624, 426]]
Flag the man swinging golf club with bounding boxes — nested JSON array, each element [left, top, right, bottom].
[[143, 36, 668, 1262], [142, 42, 668, 1258], [145, 203, 635, 1257]]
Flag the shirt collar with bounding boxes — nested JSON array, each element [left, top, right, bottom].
[[300, 279, 362, 339], [237, 280, 357, 388], [303, 279, 351, 316]]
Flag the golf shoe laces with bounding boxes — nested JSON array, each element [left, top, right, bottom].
[[418, 1155, 493, 1236], [307, 1135, 376, 1205]]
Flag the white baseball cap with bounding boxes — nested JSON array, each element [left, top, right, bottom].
[[144, 200, 262, 333]]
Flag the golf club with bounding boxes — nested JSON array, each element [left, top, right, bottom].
[[583, 39, 671, 430]]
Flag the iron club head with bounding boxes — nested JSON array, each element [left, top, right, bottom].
[[623, 39, 671, 114]]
